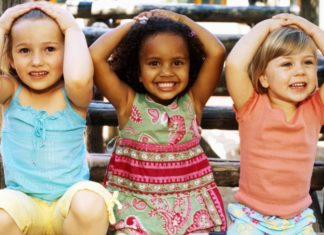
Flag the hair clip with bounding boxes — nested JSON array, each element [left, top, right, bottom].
[[138, 16, 148, 25], [189, 30, 196, 37]]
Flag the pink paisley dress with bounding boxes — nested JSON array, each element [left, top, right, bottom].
[[103, 93, 227, 234]]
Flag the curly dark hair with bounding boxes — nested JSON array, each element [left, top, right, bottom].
[[109, 16, 205, 94]]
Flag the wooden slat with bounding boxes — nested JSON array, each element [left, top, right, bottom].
[[67, 1, 295, 24], [0, 152, 323, 200], [88, 153, 324, 191], [87, 100, 324, 134]]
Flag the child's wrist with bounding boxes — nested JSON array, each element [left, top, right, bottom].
[[64, 24, 82, 35], [178, 14, 189, 24]]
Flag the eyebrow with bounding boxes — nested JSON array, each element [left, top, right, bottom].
[[13, 41, 61, 47]]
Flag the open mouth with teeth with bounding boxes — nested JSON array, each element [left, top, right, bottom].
[[29, 71, 48, 79], [157, 82, 176, 89], [289, 82, 307, 88]]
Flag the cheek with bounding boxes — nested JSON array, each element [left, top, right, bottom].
[[52, 57, 64, 73], [141, 69, 156, 80], [11, 57, 25, 73], [179, 68, 190, 81]]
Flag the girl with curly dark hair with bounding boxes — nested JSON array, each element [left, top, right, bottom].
[[90, 9, 226, 234]]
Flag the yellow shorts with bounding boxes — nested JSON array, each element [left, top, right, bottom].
[[0, 181, 120, 235]]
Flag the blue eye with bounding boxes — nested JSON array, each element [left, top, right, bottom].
[[46, 47, 55, 52]]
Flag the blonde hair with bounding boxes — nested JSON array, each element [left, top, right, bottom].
[[248, 27, 318, 94], [0, 10, 50, 78]]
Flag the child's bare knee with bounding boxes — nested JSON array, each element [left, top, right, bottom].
[[0, 209, 21, 234], [69, 190, 107, 221]]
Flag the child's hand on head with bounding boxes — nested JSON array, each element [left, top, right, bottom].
[[0, 2, 37, 35], [134, 9, 182, 23], [34, 1, 79, 34], [273, 13, 316, 36], [259, 18, 287, 34]]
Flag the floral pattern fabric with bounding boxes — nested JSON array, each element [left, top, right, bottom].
[[104, 93, 227, 234], [227, 203, 316, 235]]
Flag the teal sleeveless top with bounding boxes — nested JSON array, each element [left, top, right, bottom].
[[1, 84, 89, 202]]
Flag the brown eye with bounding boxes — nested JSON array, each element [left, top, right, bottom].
[[148, 60, 159, 67], [304, 60, 314, 65], [281, 62, 292, 67], [19, 48, 29, 54], [174, 60, 184, 66]]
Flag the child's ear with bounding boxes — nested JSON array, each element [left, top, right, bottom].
[[259, 74, 269, 88], [9, 58, 15, 70]]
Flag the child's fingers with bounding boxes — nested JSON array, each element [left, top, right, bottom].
[[0, 2, 38, 33], [133, 11, 153, 21], [35, 2, 64, 19], [150, 9, 170, 17], [149, 9, 180, 21], [134, 9, 180, 23], [272, 14, 315, 36], [272, 13, 291, 19], [34, 2, 78, 33]]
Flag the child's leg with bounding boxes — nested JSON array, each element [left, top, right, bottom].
[[63, 190, 108, 235], [0, 209, 22, 235], [56, 181, 120, 235], [300, 224, 316, 235], [0, 188, 44, 235]]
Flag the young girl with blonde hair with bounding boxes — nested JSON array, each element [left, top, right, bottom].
[[226, 13, 324, 234]]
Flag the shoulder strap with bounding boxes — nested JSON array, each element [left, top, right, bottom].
[[12, 83, 22, 101]]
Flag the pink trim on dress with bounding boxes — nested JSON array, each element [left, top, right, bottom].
[[112, 166, 212, 184], [113, 153, 207, 167], [118, 137, 200, 152]]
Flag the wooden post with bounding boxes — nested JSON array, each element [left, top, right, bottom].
[[293, 0, 319, 25], [86, 87, 104, 153]]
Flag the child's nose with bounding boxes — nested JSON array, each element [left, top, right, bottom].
[[31, 53, 43, 66], [160, 64, 172, 76], [295, 63, 306, 74]]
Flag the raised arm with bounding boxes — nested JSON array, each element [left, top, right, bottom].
[[181, 13, 225, 112], [273, 13, 324, 103], [225, 19, 284, 110], [89, 20, 136, 113], [136, 10, 225, 113], [37, 2, 93, 109], [0, 2, 36, 105]]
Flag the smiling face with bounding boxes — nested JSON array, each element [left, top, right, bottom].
[[139, 32, 190, 105], [259, 45, 318, 106], [10, 17, 64, 92]]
